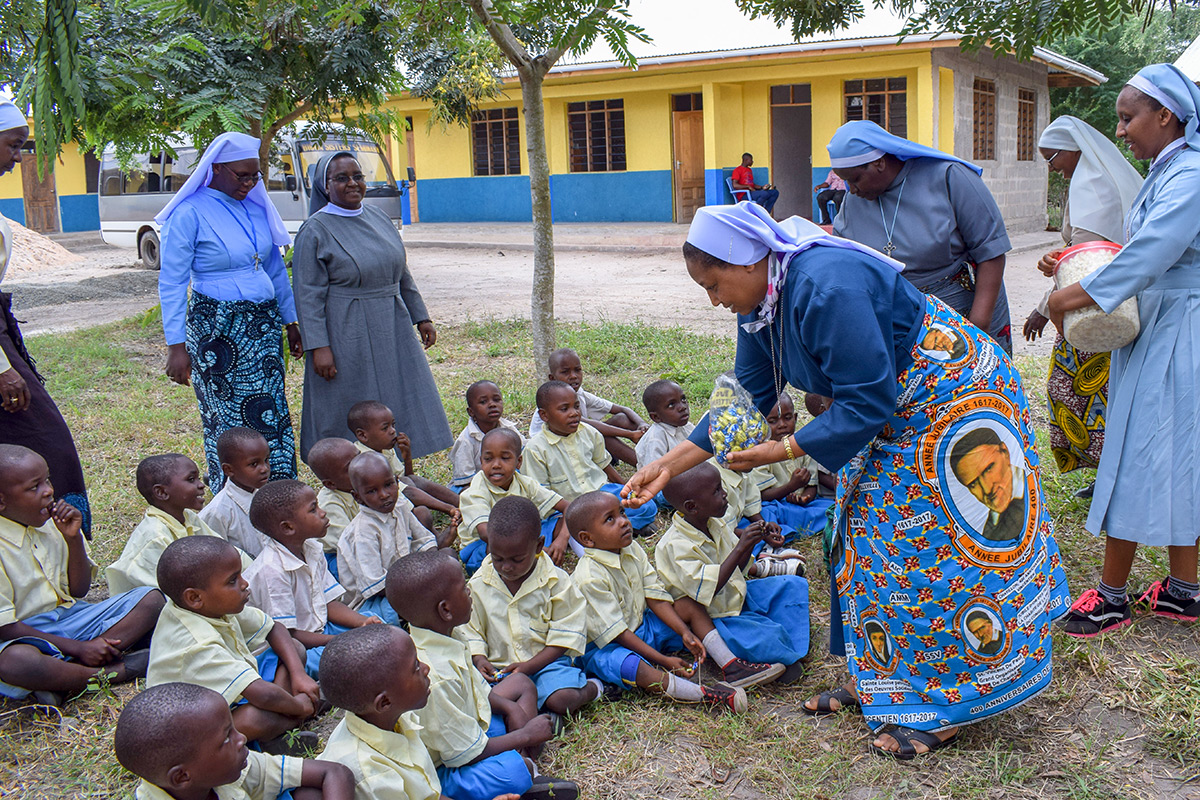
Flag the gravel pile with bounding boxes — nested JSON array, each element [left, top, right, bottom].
[[4, 219, 84, 278]]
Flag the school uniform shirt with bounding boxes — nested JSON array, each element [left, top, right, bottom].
[[462, 552, 587, 665], [336, 498, 436, 609], [106, 507, 223, 595], [713, 460, 762, 525], [528, 386, 613, 437], [353, 440, 405, 477], [135, 751, 304, 800], [633, 420, 695, 467], [244, 537, 344, 633], [656, 513, 747, 619], [573, 542, 672, 648], [0, 515, 96, 626], [458, 472, 563, 547], [199, 481, 269, 558], [449, 417, 524, 488], [317, 486, 359, 553], [763, 455, 820, 490], [146, 600, 273, 703], [521, 424, 611, 502], [319, 711, 441, 800], [409, 626, 493, 769]]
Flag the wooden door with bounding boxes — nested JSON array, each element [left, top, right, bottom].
[[21, 158, 60, 233], [672, 110, 704, 223]]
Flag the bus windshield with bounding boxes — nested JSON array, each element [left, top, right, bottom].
[[297, 140, 399, 197]]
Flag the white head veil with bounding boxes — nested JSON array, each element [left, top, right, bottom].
[[1038, 116, 1144, 245], [154, 132, 290, 247], [0, 101, 28, 133]]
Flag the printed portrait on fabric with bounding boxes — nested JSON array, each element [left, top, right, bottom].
[[915, 323, 970, 365], [945, 422, 1028, 544], [860, 616, 896, 673], [953, 598, 1011, 662]]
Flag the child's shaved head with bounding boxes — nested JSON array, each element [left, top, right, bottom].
[[480, 427, 522, 454], [547, 348, 579, 372], [0, 444, 40, 489], [320, 624, 416, 713], [348, 451, 391, 488], [465, 380, 499, 404], [135, 454, 190, 503], [215, 427, 267, 464], [347, 400, 391, 433], [385, 550, 463, 627], [307, 437, 358, 487], [115, 682, 227, 782], [662, 462, 721, 510], [248, 479, 310, 535], [157, 535, 239, 605], [488, 495, 541, 545], [535, 380, 574, 411], [642, 379, 680, 414], [564, 490, 615, 538]]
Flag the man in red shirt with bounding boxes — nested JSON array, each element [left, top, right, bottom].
[[730, 153, 779, 215]]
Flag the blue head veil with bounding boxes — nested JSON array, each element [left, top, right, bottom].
[[1126, 63, 1200, 152], [827, 120, 983, 176]]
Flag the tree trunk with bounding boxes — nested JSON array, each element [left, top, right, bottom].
[[521, 67, 556, 372]]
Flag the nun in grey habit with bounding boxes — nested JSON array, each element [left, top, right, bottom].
[[291, 151, 452, 460]]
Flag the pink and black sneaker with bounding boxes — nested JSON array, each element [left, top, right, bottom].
[[1134, 578, 1200, 621], [1058, 588, 1131, 638]]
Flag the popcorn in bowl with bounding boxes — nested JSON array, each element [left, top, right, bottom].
[[1054, 241, 1140, 352]]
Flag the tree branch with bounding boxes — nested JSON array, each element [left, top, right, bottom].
[[464, 0, 533, 72], [541, 0, 619, 70], [267, 99, 316, 138]]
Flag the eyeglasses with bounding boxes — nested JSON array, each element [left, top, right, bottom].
[[1044, 151, 1060, 165], [219, 166, 262, 185], [330, 173, 366, 184]]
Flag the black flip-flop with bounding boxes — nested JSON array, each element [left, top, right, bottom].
[[801, 686, 860, 717], [869, 725, 958, 760]]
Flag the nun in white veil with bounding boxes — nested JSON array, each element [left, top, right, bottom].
[[1023, 116, 1144, 478]]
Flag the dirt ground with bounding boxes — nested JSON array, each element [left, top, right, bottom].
[[14, 229, 1060, 360]]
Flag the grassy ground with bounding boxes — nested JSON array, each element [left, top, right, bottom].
[[2, 315, 1199, 799]]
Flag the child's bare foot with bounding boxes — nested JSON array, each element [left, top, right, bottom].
[[802, 681, 859, 716]]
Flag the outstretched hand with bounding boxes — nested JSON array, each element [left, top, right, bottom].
[[622, 461, 673, 508], [723, 439, 788, 471]]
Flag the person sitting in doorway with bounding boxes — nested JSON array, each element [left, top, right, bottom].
[[731, 153, 779, 215], [813, 172, 846, 225]]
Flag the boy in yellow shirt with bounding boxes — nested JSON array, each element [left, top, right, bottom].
[[146, 535, 321, 753], [458, 428, 572, 572], [0, 445, 163, 704], [306, 436, 361, 579], [463, 496, 599, 716], [107, 453, 221, 594], [114, 682, 353, 800]]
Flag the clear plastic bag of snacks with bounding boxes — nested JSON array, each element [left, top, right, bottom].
[[708, 374, 769, 466]]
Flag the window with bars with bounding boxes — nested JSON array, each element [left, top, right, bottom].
[[672, 93, 703, 112], [472, 107, 521, 176], [844, 78, 907, 137], [973, 78, 997, 161], [1017, 88, 1037, 161], [568, 99, 626, 173]]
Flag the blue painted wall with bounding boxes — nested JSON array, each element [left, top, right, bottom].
[[60, 194, 99, 232], [549, 170, 671, 222], [417, 175, 532, 222], [0, 199, 24, 226], [704, 167, 768, 206], [811, 166, 847, 224]]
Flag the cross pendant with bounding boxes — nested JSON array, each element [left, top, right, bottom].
[[253, 253, 262, 270], [883, 240, 896, 256]]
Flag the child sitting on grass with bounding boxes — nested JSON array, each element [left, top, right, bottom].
[[306, 437, 361, 578], [338, 452, 443, 625], [0, 444, 163, 705], [147, 535, 321, 755], [450, 381, 524, 490], [107, 453, 223, 594], [463, 496, 600, 716], [756, 393, 833, 538], [386, 550, 577, 800], [114, 682, 354, 800], [657, 463, 809, 680], [711, 458, 803, 577], [566, 491, 753, 712], [244, 479, 381, 678], [349, 401, 461, 531], [458, 428, 572, 572], [200, 427, 273, 557], [523, 381, 657, 532], [530, 348, 647, 467], [634, 379, 695, 468]]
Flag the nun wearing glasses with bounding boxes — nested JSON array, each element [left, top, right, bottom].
[[157, 132, 302, 490], [827, 120, 1014, 353], [290, 151, 450, 461]]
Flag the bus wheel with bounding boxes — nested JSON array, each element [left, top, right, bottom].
[[139, 230, 161, 270]]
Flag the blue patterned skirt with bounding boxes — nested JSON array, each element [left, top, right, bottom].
[[186, 292, 297, 490], [831, 296, 1069, 732]]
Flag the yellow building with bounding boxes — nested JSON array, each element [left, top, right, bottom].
[[388, 34, 1102, 231], [0, 138, 100, 233]]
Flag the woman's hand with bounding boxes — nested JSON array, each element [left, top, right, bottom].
[[623, 460, 674, 508], [1038, 249, 1064, 278], [311, 346, 337, 380], [165, 344, 191, 386], [1023, 310, 1049, 341], [285, 324, 304, 359], [0, 368, 30, 413], [416, 320, 437, 349], [723, 439, 788, 471]]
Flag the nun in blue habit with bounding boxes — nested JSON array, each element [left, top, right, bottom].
[[1048, 64, 1200, 636], [157, 132, 302, 489], [827, 120, 1014, 354]]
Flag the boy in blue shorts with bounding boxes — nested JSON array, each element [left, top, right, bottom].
[[458, 428, 573, 572], [244, 479, 382, 678], [386, 550, 578, 800], [0, 444, 163, 705], [657, 463, 809, 681], [567, 491, 764, 711], [523, 381, 657, 532], [463, 496, 600, 716], [115, 682, 353, 800]]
